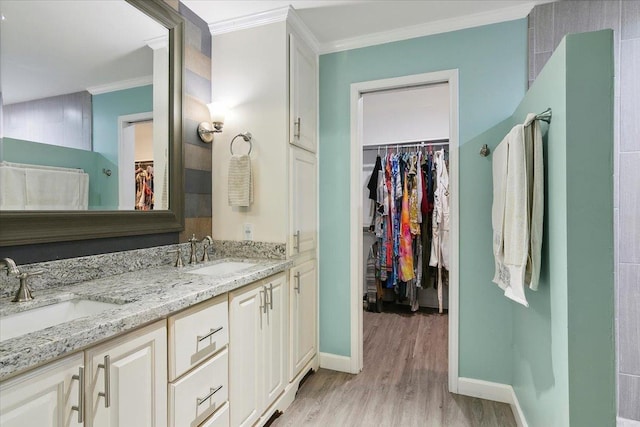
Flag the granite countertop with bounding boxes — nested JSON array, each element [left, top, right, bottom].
[[0, 257, 292, 380]]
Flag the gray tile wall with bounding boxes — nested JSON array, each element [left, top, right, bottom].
[[529, 1, 640, 421], [3, 91, 92, 151]]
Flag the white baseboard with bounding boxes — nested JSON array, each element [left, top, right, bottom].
[[319, 352, 353, 373], [457, 377, 528, 427]]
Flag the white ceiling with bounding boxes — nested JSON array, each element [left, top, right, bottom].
[[1, 0, 551, 105], [183, 0, 552, 50], [0, 1, 166, 104]]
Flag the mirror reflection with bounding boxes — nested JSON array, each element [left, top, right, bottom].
[[0, 0, 169, 211]]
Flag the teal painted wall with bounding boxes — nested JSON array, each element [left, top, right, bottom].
[[92, 85, 152, 165], [471, 39, 571, 427], [470, 30, 614, 426], [319, 19, 528, 383], [3, 138, 117, 209], [92, 85, 152, 210], [564, 31, 615, 427]]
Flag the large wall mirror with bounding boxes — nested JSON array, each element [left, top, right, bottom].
[[0, 0, 184, 246]]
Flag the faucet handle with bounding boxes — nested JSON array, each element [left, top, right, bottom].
[[167, 249, 184, 268], [12, 270, 41, 302], [201, 239, 212, 263], [19, 270, 43, 278]]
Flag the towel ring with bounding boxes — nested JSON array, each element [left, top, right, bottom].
[[230, 132, 253, 155]]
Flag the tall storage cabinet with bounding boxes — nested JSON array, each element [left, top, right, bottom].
[[287, 21, 319, 384], [211, 7, 319, 424]]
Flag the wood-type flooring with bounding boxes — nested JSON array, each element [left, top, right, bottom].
[[273, 306, 516, 427]]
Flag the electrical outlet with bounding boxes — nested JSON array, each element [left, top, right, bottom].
[[243, 223, 253, 241]]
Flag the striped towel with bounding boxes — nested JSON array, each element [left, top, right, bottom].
[[228, 154, 253, 207]]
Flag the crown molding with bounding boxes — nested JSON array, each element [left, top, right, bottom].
[[146, 35, 168, 50], [286, 7, 320, 54], [209, 6, 289, 35], [319, 2, 538, 54], [87, 75, 153, 95]]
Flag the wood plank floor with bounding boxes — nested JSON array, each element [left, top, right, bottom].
[[274, 305, 516, 427]]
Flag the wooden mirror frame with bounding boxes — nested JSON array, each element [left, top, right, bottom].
[[0, 0, 184, 247]]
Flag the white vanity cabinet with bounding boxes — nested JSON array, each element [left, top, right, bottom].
[[229, 273, 287, 427], [0, 353, 84, 427], [167, 295, 229, 427], [85, 320, 167, 427]]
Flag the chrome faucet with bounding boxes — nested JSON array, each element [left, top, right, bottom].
[[188, 234, 199, 265], [1, 258, 20, 276], [1, 258, 41, 302], [201, 236, 213, 262]]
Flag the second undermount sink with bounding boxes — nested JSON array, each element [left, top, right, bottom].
[[0, 299, 120, 342], [188, 261, 256, 277]]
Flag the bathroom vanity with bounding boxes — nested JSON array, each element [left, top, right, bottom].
[[0, 254, 318, 427]]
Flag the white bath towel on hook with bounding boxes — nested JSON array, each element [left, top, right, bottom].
[[492, 113, 544, 307]]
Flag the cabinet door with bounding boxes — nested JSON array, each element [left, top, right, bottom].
[[263, 274, 287, 404], [229, 282, 263, 427], [85, 320, 167, 427], [0, 353, 83, 427], [289, 33, 317, 153], [289, 147, 317, 257], [289, 259, 317, 380]]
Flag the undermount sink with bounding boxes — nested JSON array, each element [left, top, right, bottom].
[[0, 299, 120, 342], [188, 261, 256, 277]]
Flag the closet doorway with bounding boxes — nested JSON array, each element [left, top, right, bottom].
[[349, 70, 459, 392]]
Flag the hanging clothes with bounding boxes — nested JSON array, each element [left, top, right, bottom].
[[429, 149, 449, 313], [364, 145, 450, 313], [429, 149, 450, 270]]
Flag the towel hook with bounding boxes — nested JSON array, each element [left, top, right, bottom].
[[230, 132, 253, 155]]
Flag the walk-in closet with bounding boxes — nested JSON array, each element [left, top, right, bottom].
[[361, 83, 452, 374]]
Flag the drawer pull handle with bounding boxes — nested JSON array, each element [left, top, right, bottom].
[[268, 284, 274, 310], [293, 230, 300, 252], [260, 288, 267, 314], [294, 272, 301, 293], [294, 117, 301, 138], [197, 326, 224, 343], [71, 366, 84, 423], [196, 385, 223, 406], [98, 355, 111, 408]]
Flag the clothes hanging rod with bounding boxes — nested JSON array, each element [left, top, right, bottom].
[[363, 139, 449, 151]]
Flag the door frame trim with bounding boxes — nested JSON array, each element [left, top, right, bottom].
[[348, 69, 460, 392]]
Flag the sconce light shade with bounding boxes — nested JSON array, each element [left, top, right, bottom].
[[198, 101, 228, 143]]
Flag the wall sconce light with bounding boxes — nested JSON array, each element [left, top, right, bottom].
[[197, 101, 227, 143]]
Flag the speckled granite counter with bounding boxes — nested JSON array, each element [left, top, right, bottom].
[[0, 257, 292, 380]]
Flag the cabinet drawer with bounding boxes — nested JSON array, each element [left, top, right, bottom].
[[199, 402, 229, 427], [169, 348, 228, 427], [169, 295, 228, 380]]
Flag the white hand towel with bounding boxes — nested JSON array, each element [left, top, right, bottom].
[[228, 154, 253, 207], [25, 167, 88, 210]]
